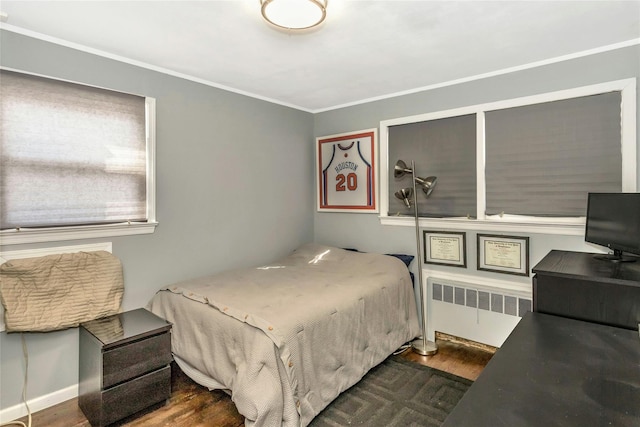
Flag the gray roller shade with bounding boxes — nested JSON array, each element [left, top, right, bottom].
[[388, 114, 477, 218], [485, 92, 622, 217], [1, 70, 147, 229]]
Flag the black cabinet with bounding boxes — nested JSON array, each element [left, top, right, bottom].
[[79, 308, 172, 426], [532, 250, 640, 330]]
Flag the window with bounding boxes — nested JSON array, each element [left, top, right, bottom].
[[0, 69, 157, 245], [388, 114, 477, 218], [380, 79, 637, 235], [485, 92, 622, 217]]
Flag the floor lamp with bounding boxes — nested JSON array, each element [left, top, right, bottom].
[[394, 159, 438, 356]]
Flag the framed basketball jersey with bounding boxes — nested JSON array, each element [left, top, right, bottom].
[[316, 129, 378, 212]]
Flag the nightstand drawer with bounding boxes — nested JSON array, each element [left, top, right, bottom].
[[101, 365, 171, 426], [103, 331, 171, 389]]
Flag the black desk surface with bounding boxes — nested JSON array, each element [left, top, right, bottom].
[[443, 312, 640, 427]]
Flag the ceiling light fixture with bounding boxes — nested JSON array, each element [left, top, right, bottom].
[[260, 0, 327, 30]]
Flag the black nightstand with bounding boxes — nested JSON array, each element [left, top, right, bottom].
[[78, 308, 172, 427]]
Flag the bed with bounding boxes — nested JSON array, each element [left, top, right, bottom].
[[147, 243, 420, 427]]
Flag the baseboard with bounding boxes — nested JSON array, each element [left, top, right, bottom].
[[0, 384, 78, 423], [436, 331, 498, 354]]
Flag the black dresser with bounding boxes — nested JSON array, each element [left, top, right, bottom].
[[79, 308, 172, 426], [532, 249, 640, 329]]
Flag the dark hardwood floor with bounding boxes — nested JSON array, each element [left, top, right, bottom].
[[14, 336, 494, 427]]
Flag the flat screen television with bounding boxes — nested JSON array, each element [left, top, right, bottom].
[[585, 192, 640, 262]]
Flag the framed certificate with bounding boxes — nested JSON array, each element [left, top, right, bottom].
[[316, 129, 378, 213], [423, 230, 466, 267], [477, 234, 530, 276]]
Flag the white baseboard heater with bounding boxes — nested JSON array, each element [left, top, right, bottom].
[[425, 271, 532, 348]]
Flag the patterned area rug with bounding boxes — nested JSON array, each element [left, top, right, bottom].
[[309, 355, 472, 427]]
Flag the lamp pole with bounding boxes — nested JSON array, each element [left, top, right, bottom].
[[411, 160, 438, 356]]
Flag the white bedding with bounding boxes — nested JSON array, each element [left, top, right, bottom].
[[147, 243, 420, 426]]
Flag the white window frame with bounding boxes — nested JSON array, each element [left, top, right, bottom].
[[379, 78, 637, 236], [0, 70, 158, 245]]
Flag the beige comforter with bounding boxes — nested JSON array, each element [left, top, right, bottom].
[[147, 244, 420, 427]]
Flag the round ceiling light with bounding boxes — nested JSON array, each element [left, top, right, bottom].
[[260, 0, 328, 30]]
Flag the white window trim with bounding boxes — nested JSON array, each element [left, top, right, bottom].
[[0, 70, 158, 246], [0, 222, 157, 245], [379, 78, 637, 236]]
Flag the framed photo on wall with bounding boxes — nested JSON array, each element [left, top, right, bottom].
[[477, 234, 530, 276], [423, 230, 467, 267], [316, 129, 378, 212]]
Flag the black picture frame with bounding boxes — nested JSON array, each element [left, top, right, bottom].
[[423, 230, 467, 268], [477, 234, 530, 276]]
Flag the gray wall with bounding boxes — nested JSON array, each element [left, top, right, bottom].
[[313, 44, 640, 288], [0, 30, 314, 412]]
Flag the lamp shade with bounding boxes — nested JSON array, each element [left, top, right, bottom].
[[394, 159, 413, 178], [394, 188, 414, 208], [416, 176, 437, 197], [261, 0, 327, 30]]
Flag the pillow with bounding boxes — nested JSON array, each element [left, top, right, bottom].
[[342, 248, 416, 286], [385, 253, 414, 268], [342, 247, 414, 268]]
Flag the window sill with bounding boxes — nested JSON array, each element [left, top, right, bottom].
[[0, 221, 158, 246], [379, 215, 584, 236]]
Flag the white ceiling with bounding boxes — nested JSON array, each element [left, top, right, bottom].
[[1, 1, 639, 112]]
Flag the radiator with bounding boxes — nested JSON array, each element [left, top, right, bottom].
[[425, 272, 532, 348]]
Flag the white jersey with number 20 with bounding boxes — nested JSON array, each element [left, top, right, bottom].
[[321, 140, 372, 208]]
